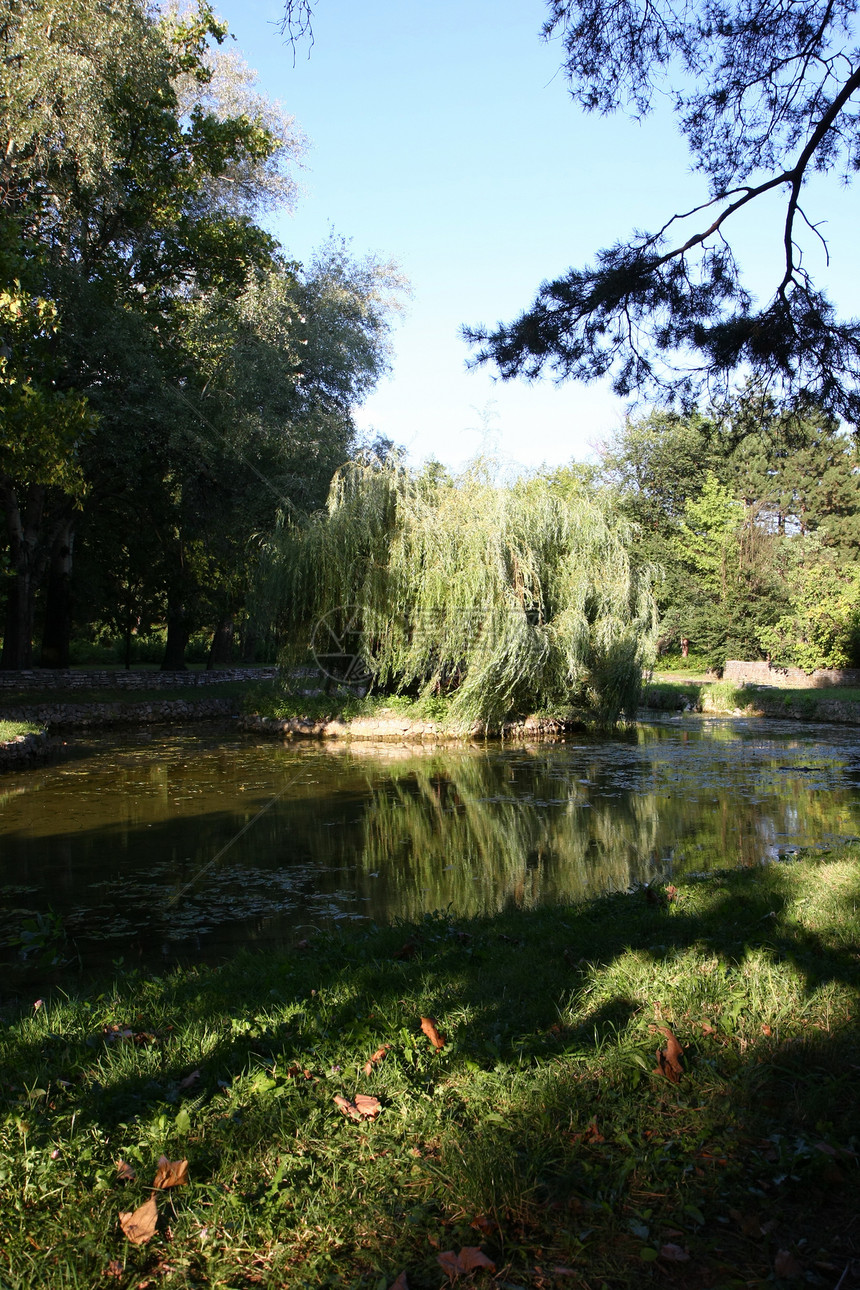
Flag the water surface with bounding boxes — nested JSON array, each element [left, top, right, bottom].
[[2, 716, 859, 971]]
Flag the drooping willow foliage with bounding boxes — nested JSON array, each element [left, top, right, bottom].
[[260, 458, 657, 727]]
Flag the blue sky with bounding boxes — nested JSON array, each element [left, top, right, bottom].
[[212, 0, 860, 472]]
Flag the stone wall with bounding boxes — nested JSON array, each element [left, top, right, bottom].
[[723, 660, 860, 689], [0, 667, 278, 692], [2, 698, 239, 732], [0, 730, 50, 770]]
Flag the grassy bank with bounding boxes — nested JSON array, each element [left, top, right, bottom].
[[0, 719, 42, 742], [643, 677, 860, 721], [2, 855, 859, 1289]]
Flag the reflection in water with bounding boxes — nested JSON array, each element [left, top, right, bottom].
[[1, 717, 859, 970]]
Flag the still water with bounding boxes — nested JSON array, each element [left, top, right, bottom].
[[2, 716, 860, 970]]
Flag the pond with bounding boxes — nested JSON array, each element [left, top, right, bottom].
[[2, 716, 860, 974]]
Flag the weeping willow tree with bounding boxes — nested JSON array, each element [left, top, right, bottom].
[[262, 458, 657, 727]]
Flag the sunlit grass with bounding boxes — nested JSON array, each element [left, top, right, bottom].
[[0, 719, 41, 741], [1, 854, 858, 1287]]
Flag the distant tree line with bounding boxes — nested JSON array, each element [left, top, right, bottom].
[[598, 387, 860, 672]]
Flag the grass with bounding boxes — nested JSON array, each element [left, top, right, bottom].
[[250, 685, 457, 726], [642, 677, 860, 721], [2, 854, 859, 1288], [0, 719, 42, 742]]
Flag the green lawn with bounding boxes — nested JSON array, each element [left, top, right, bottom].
[[2, 853, 858, 1288], [0, 719, 42, 742]]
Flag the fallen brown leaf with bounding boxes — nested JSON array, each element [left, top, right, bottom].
[[105, 1259, 124, 1278], [761, 1023, 772, 1036], [389, 1274, 409, 1290], [153, 1156, 189, 1189], [700, 1020, 718, 1035], [363, 1045, 389, 1076], [651, 1025, 683, 1082], [333, 1093, 381, 1121], [572, 1118, 604, 1144], [457, 1247, 495, 1272], [438, 1251, 461, 1278], [665, 884, 679, 902], [814, 1140, 858, 1159], [437, 1247, 496, 1278], [116, 1159, 136, 1182], [420, 1016, 446, 1050], [774, 1249, 802, 1279], [104, 1025, 134, 1042], [119, 1195, 158, 1246]]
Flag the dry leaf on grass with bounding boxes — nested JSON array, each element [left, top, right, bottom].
[[420, 1016, 446, 1050], [363, 1045, 389, 1076], [774, 1250, 802, 1279], [334, 1093, 381, 1121], [116, 1159, 136, 1182], [659, 1243, 690, 1262], [105, 1259, 124, 1278], [153, 1156, 189, 1189], [651, 1025, 684, 1082], [457, 1248, 495, 1272], [814, 1141, 858, 1159], [438, 1247, 496, 1278], [572, 1118, 604, 1144], [104, 1024, 134, 1042], [665, 884, 679, 902], [119, 1194, 158, 1246], [389, 1274, 409, 1290]]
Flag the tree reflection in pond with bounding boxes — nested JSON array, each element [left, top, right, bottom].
[[1, 717, 859, 970]]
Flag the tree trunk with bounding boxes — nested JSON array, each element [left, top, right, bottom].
[[1, 481, 46, 670], [207, 614, 234, 669], [240, 623, 257, 663], [40, 520, 75, 668], [160, 599, 191, 670]]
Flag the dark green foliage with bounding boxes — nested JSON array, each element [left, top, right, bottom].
[[467, 1, 860, 419], [1, 1, 401, 670], [602, 394, 860, 670]]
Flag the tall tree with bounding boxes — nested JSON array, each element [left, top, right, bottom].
[[1, 0, 403, 668], [265, 458, 657, 727], [464, 0, 860, 422]]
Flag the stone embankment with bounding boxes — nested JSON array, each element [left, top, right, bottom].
[[0, 666, 277, 692], [0, 729, 50, 770], [0, 668, 276, 769], [723, 660, 860, 688], [3, 697, 239, 733], [239, 712, 583, 743]]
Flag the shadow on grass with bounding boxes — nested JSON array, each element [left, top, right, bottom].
[[2, 857, 859, 1288]]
